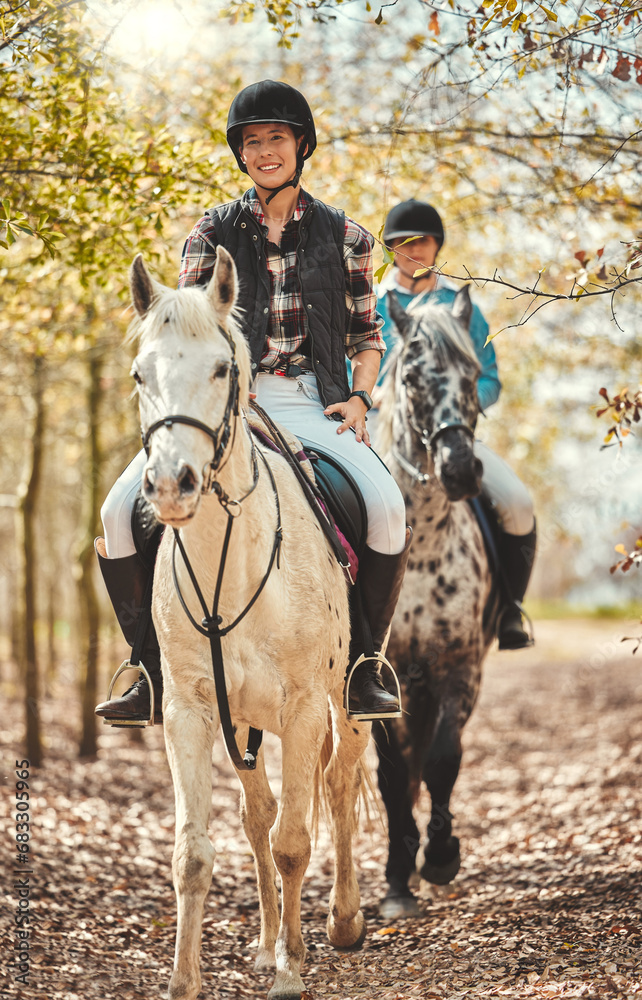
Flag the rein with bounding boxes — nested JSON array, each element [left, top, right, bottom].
[[170, 446, 282, 771]]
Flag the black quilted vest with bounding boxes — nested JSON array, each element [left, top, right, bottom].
[[205, 193, 351, 407]]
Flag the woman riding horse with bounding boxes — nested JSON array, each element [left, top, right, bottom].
[[95, 80, 410, 725], [376, 199, 536, 648]]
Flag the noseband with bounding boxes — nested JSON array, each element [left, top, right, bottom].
[[392, 420, 476, 485], [425, 420, 475, 451], [140, 326, 240, 493]]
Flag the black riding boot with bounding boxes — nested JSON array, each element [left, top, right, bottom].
[[94, 538, 164, 724], [347, 528, 412, 719], [496, 523, 536, 650]]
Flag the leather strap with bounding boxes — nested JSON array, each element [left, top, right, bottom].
[[249, 400, 352, 577], [129, 571, 154, 669], [169, 448, 283, 771]]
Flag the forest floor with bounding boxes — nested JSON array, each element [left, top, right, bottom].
[[1, 618, 641, 1000]]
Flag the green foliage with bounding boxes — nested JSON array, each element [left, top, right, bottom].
[[0, 1, 236, 283], [1, 200, 66, 256]]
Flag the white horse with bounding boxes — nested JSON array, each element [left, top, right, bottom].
[[127, 249, 370, 1000]]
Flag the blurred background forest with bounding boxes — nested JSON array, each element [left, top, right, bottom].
[[1, 0, 641, 762]]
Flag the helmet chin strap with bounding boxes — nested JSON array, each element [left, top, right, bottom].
[[262, 164, 303, 205]]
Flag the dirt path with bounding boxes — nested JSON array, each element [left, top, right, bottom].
[[1, 619, 641, 999]]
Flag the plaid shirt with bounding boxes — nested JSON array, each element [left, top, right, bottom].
[[178, 189, 385, 367]]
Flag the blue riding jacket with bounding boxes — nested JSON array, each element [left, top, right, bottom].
[[376, 279, 501, 412]]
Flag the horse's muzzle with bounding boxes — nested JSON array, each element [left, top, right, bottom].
[[142, 460, 201, 523], [433, 431, 483, 502]]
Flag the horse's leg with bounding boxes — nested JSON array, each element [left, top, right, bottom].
[[164, 689, 216, 1000], [420, 705, 463, 884], [267, 706, 327, 1000], [324, 703, 370, 948], [373, 720, 422, 918], [235, 728, 279, 973]]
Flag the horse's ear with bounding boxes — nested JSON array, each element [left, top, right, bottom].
[[130, 254, 158, 316], [452, 284, 473, 332], [207, 246, 237, 318], [387, 290, 411, 338]]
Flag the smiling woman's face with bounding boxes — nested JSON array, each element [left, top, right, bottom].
[[240, 122, 300, 190]]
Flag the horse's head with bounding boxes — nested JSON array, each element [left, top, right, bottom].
[[128, 248, 250, 527], [385, 286, 483, 501]]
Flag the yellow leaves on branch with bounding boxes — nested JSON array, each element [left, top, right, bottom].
[[611, 537, 642, 575], [480, 0, 556, 34], [595, 385, 642, 448]]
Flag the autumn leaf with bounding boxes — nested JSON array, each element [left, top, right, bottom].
[[612, 55, 631, 81]]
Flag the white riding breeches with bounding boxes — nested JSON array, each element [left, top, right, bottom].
[[101, 373, 407, 560], [475, 440, 534, 537], [101, 450, 147, 559]]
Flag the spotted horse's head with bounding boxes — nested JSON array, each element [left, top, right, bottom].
[[387, 285, 484, 501]]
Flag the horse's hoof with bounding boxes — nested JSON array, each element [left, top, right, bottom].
[[419, 836, 461, 885], [267, 975, 304, 1000], [327, 910, 367, 951], [379, 891, 421, 919]]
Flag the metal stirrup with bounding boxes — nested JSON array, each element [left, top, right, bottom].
[[102, 660, 156, 728], [344, 652, 402, 721]]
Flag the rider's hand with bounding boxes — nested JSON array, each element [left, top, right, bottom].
[[324, 397, 371, 446]]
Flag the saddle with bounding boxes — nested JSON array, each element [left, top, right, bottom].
[[247, 404, 368, 577], [298, 443, 367, 558]]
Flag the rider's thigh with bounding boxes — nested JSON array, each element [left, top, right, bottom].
[[254, 374, 406, 555], [101, 450, 147, 559]]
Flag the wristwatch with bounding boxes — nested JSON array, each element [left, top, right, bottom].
[[349, 389, 373, 411]]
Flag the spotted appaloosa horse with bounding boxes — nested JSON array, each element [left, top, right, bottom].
[[128, 250, 371, 1000], [373, 286, 498, 918]]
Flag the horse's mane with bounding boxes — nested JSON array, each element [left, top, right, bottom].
[[127, 284, 251, 407], [376, 300, 480, 457]]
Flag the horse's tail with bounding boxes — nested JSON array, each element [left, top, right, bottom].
[[310, 712, 383, 843]]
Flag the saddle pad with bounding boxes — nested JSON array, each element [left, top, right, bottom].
[[247, 411, 365, 581]]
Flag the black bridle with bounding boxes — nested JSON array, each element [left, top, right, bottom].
[[392, 419, 476, 485], [141, 337, 241, 492]]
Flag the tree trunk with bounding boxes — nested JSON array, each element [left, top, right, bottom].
[[16, 354, 45, 767], [43, 581, 56, 694], [77, 344, 103, 758]]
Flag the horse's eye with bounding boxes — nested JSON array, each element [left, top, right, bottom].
[[131, 369, 143, 385], [212, 363, 229, 380]]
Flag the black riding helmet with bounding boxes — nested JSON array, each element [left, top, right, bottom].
[[227, 80, 316, 201], [383, 200, 445, 251]]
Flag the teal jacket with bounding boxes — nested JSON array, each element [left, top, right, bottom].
[[376, 284, 501, 412]]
